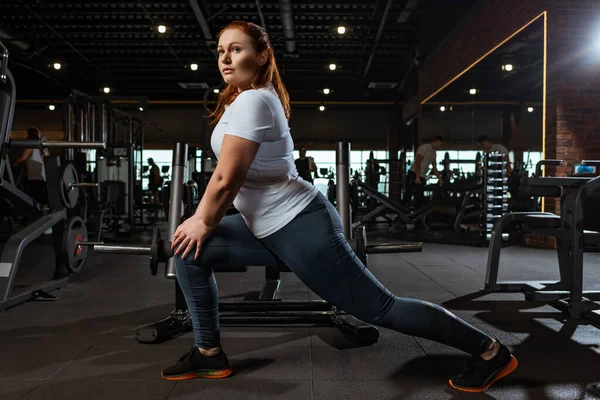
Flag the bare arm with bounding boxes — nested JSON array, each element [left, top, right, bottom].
[[197, 134, 260, 230], [13, 149, 32, 167]]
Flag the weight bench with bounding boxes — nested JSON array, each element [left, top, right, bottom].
[[483, 162, 600, 322]]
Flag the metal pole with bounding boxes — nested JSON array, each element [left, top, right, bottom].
[[336, 141, 351, 239], [85, 102, 91, 143], [79, 106, 85, 143], [65, 101, 74, 160], [165, 142, 188, 278], [128, 145, 135, 229], [90, 103, 96, 142], [43, 141, 106, 149], [100, 103, 107, 145]]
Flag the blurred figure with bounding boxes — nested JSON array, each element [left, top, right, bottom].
[[13, 127, 46, 181], [403, 135, 445, 209], [148, 158, 161, 203], [294, 145, 317, 184], [477, 135, 511, 176]]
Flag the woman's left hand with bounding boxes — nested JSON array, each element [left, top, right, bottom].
[[171, 217, 214, 259]]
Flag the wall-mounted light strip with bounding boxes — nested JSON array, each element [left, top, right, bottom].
[[421, 11, 548, 105], [541, 11, 548, 212], [424, 101, 544, 106]]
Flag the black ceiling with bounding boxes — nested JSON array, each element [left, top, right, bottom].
[[1, 0, 477, 103]]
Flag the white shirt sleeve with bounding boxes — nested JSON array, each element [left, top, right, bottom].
[[416, 144, 429, 157], [226, 91, 274, 143]]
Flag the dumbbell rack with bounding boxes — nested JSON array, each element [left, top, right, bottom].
[[480, 152, 508, 242]]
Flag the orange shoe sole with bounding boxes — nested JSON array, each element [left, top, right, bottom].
[[449, 355, 518, 393], [161, 367, 233, 381]]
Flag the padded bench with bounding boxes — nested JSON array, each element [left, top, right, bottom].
[[524, 214, 561, 229]]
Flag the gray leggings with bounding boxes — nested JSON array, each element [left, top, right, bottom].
[[175, 192, 493, 355]]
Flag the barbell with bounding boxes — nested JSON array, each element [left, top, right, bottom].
[[10, 139, 104, 209], [64, 221, 421, 276]]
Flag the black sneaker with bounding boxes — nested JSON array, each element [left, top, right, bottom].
[[449, 343, 518, 393], [161, 347, 233, 381]]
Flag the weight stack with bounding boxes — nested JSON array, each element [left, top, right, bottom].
[[480, 152, 508, 242]]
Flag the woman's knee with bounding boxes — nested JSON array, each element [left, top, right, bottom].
[[343, 290, 397, 326]]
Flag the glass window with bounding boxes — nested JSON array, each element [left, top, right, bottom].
[[137, 150, 173, 190]]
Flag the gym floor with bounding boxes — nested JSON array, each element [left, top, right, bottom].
[[1, 234, 600, 400]]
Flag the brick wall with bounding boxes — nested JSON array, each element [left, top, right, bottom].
[[544, 1, 600, 212]]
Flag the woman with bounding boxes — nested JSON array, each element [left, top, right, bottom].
[[164, 21, 518, 393], [13, 127, 46, 182]]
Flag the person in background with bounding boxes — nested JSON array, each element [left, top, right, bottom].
[[477, 135, 511, 176], [403, 135, 445, 209], [294, 145, 317, 184], [13, 127, 46, 182], [147, 158, 161, 203]]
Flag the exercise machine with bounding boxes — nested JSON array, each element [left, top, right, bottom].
[[0, 42, 105, 310], [74, 141, 421, 345], [482, 159, 600, 324]]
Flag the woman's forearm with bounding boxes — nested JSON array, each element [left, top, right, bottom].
[[193, 193, 207, 218], [198, 174, 242, 230]]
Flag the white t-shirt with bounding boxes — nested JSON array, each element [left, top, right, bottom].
[[26, 149, 46, 181], [410, 144, 436, 178], [489, 143, 509, 154], [211, 86, 319, 239]]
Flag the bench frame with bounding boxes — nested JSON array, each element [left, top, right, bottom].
[[483, 175, 600, 324]]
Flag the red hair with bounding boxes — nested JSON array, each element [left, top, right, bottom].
[[208, 21, 291, 124]]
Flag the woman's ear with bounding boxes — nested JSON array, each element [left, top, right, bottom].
[[258, 51, 268, 67]]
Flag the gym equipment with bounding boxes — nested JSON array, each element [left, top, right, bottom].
[[480, 152, 509, 241], [440, 151, 482, 183], [482, 161, 600, 324], [335, 141, 423, 255], [80, 142, 402, 345], [0, 46, 105, 310]]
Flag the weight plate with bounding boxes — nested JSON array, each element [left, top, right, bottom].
[[62, 216, 88, 274], [149, 227, 159, 276], [60, 164, 79, 209]]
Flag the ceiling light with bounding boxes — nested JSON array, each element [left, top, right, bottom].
[[48, 104, 55, 111], [213, 88, 220, 94], [53, 63, 61, 70], [503, 64, 514, 71], [157, 25, 167, 34], [103, 87, 111, 94], [440, 106, 446, 112], [190, 63, 198, 71], [329, 63, 337, 71], [139, 107, 144, 112], [528, 107, 534, 112], [319, 105, 326, 111], [469, 88, 477, 95], [323, 88, 330, 95], [337, 26, 346, 35]]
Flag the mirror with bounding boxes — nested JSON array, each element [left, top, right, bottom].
[[420, 13, 545, 180], [395, 13, 546, 241]]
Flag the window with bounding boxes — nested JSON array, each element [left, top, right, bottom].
[[137, 149, 173, 190]]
